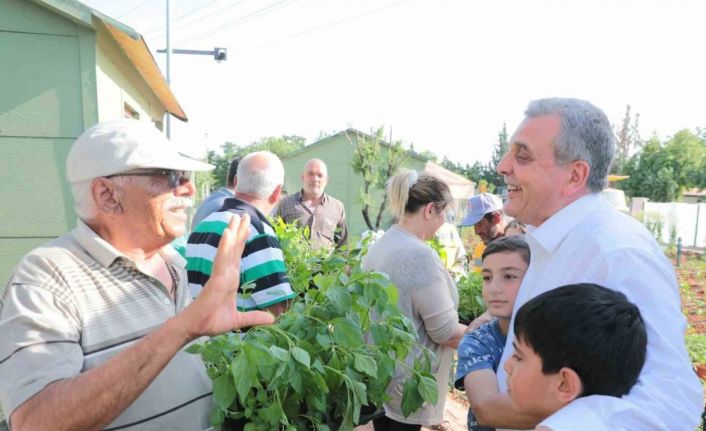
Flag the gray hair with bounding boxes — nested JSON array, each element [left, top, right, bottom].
[[235, 151, 284, 199], [525, 98, 615, 192], [70, 179, 97, 219]]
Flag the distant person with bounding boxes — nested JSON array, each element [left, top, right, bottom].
[[186, 151, 294, 315], [505, 284, 647, 431], [458, 193, 506, 270], [191, 157, 240, 228], [362, 170, 467, 430], [504, 220, 526, 236], [435, 211, 468, 280], [275, 159, 348, 250], [455, 235, 534, 431]]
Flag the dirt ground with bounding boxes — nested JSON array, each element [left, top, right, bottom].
[[354, 392, 470, 431]]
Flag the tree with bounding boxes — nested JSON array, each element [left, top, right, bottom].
[[202, 136, 307, 191], [619, 130, 706, 201], [485, 123, 509, 188], [349, 127, 408, 231], [612, 105, 642, 174]]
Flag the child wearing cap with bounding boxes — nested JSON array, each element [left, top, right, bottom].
[[504, 283, 647, 431], [454, 235, 532, 431]]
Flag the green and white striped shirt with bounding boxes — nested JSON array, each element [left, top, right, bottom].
[[186, 198, 294, 310]]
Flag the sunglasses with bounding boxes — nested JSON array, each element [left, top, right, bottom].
[[106, 169, 191, 188]]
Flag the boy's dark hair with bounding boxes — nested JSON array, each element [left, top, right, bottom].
[[226, 157, 241, 188], [514, 283, 647, 398], [505, 220, 527, 234], [482, 235, 530, 266]]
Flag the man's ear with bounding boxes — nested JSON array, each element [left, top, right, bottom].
[[269, 184, 283, 204], [555, 366, 583, 404], [491, 212, 502, 225], [563, 160, 590, 196], [92, 178, 123, 215]]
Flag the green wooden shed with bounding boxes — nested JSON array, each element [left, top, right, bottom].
[[281, 129, 475, 238], [0, 0, 186, 285]]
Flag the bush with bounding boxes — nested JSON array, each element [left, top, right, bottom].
[[188, 223, 438, 430], [457, 272, 485, 324]]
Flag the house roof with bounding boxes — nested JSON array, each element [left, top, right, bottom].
[[423, 161, 475, 200], [282, 128, 474, 199], [29, 0, 187, 121], [281, 128, 429, 162]]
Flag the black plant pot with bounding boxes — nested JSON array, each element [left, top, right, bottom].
[[221, 404, 384, 431]]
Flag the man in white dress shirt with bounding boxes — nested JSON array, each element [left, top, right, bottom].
[[486, 98, 701, 430]]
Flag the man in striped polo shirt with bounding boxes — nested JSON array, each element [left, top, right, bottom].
[[0, 120, 274, 431], [187, 151, 295, 315]]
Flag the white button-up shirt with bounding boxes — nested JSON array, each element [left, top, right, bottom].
[[496, 193, 702, 430]]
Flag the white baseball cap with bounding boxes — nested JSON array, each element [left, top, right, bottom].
[[66, 120, 213, 183], [458, 193, 504, 227]]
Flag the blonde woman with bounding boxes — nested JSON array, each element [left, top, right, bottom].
[[362, 170, 467, 431]]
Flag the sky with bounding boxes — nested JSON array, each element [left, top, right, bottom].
[[81, 0, 706, 165]]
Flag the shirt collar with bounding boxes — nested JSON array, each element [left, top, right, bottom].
[[219, 187, 235, 197], [526, 193, 602, 254], [297, 189, 328, 203], [72, 219, 187, 269]]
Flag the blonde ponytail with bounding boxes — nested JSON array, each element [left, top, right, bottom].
[[388, 169, 417, 223], [387, 169, 452, 223]]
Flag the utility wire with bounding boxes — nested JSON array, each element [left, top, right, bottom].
[[178, 0, 300, 46], [117, 0, 157, 19], [143, 0, 240, 36], [266, 0, 413, 47]]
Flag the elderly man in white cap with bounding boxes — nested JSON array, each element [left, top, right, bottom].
[[0, 120, 273, 431]]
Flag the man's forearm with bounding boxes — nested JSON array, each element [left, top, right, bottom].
[[473, 393, 541, 429], [11, 317, 193, 431]]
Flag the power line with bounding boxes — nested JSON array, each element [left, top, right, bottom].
[[266, 0, 413, 47], [143, 0, 240, 36], [178, 0, 300, 46], [117, 0, 157, 19]]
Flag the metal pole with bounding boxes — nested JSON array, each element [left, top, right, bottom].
[[694, 202, 701, 247], [165, 0, 172, 138], [676, 237, 682, 267]]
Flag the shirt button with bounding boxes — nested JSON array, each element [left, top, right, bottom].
[[164, 298, 171, 305]]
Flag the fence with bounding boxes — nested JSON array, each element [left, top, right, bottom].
[[642, 202, 705, 248]]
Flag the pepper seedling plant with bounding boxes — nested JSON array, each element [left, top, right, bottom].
[[187, 221, 438, 430]]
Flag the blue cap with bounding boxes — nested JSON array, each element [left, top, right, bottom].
[[458, 193, 503, 227]]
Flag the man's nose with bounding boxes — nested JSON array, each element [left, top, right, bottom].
[[497, 152, 511, 176]]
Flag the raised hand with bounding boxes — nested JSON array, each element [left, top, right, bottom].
[[180, 213, 275, 339]]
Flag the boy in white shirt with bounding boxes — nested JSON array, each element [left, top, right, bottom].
[[504, 283, 647, 431]]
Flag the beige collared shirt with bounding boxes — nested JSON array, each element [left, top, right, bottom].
[[0, 220, 214, 430], [275, 190, 348, 250]]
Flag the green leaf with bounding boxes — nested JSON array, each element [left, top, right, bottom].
[[289, 365, 303, 394], [291, 346, 311, 368], [417, 375, 439, 405], [331, 317, 363, 348], [326, 286, 352, 312], [185, 343, 203, 354], [212, 373, 236, 410], [269, 345, 289, 362], [312, 357, 325, 373], [259, 401, 283, 426], [377, 354, 395, 380], [401, 378, 424, 418], [210, 406, 225, 428], [231, 351, 259, 404], [350, 380, 368, 406], [311, 371, 330, 394], [370, 324, 387, 345], [353, 353, 378, 378]]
